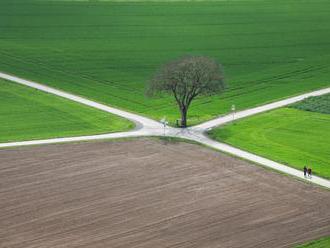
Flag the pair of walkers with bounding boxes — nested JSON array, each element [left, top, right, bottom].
[[303, 166, 312, 178]]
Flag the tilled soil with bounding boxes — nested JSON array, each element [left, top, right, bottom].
[[0, 139, 329, 248]]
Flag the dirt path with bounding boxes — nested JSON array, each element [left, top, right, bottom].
[[0, 72, 162, 130], [0, 71, 330, 188], [0, 139, 329, 248]]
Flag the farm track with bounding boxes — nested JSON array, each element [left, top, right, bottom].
[[0, 139, 329, 248], [0, 71, 330, 189]]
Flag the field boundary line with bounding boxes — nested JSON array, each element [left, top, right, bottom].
[[1, 71, 329, 189], [0, 72, 162, 130], [193, 87, 330, 131], [173, 130, 330, 189]]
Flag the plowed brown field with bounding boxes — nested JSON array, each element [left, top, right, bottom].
[[0, 139, 329, 248]]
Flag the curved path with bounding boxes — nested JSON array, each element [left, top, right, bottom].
[[0, 72, 162, 131], [0, 71, 329, 189], [193, 87, 330, 131]]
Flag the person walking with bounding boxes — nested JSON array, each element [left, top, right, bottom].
[[307, 168, 312, 178], [304, 166, 307, 178]]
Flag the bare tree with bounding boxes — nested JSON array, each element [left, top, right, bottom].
[[147, 55, 225, 127]]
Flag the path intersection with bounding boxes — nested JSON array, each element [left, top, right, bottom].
[[1, 72, 329, 188]]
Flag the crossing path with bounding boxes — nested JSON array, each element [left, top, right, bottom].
[[1, 71, 329, 189]]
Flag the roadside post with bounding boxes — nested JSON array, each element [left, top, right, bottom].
[[231, 104, 236, 122], [160, 117, 168, 137]]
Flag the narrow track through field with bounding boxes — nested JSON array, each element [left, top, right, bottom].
[[0, 71, 329, 188]]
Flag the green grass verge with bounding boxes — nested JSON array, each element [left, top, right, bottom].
[[208, 107, 330, 179], [0, 0, 329, 125], [296, 236, 330, 248], [291, 94, 330, 114], [0, 79, 133, 143]]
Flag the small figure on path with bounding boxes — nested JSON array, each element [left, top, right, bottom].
[[303, 166, 307, 177], [307, 168, 312, 178]]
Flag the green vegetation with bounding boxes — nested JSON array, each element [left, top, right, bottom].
[[291, 94, 330, 114], [209, 107, 330, 178], [296, 236, 330, 248], [1, 0, 329, 124], [0, 80, 133, 143]]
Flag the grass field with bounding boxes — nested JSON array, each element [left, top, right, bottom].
[[0, 79, 133, 142], [1, 0, 329, 125], [209, 104, 330, 178], [296, 236, 330, 248]]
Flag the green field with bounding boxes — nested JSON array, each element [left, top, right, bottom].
[[290, 94, 330, 114], [0, 80, 133, 143], [208, 101, 330, 178], [1, 0, 329, 125], [296, 236, 330, 248]]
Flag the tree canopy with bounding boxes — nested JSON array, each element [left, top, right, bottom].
[[147, 55, 225, 127]]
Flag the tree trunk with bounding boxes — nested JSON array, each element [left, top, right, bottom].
[[180, 107, 188, 128]]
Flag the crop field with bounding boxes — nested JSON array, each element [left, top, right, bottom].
[[1, 139, 329, 248], [290, 94, 330, 114], [296, 236, 330, 248], [0, 79, 133, 143], [209, 95, 330, 179], [1, 0, 330, 124]]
